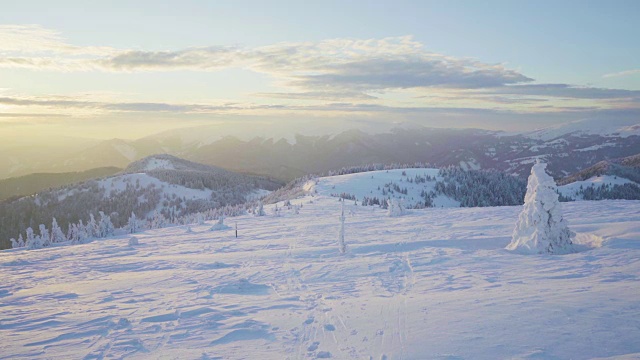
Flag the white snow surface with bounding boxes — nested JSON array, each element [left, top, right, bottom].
[[1, 183, 640, 358], [525, 118, 640, 141], [97, 173, 212, 200], [311, 168, 460, 208]]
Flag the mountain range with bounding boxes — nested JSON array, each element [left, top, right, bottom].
[[2, 119, 639, 182]]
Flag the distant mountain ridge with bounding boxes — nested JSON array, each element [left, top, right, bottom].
[[0, 167, 121, 201], [558, 153, 640, 185], [1, 120, 639, 183]]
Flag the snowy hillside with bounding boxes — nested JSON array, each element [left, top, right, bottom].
[[310, 168, 461, 208], [558, 175, 638, 200], [0, 155, 282, 250], [2, 173, 640, 359]]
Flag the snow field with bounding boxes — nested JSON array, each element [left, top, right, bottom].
[[0, 188, 639, 358]]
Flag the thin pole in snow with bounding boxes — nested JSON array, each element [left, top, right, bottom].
[[235, 222, 238, 238]]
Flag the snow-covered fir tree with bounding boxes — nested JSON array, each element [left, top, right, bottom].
[[51, 218, 66, 244], [39, 224, 51, 247], [256, 202, 266, 216], [210, 214, 230, 231], [98, 211, 115, 238], [127, 212, 140, 234], [387, 198, 406, 217], [507, 162, 575, 254], [87, 213, 99, 238], [25, 227, 42, 250]]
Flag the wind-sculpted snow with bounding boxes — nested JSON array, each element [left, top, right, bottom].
[[1, 190, 639, 359]]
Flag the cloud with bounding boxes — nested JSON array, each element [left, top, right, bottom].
[[480, 84, 640, 101], [603, 69, 640, 78], [0, 24, 114, 55], [253, 91, 378, 101]]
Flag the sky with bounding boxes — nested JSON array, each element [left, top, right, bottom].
[[0, 0, 639, 140]]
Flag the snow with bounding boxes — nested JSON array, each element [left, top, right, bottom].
[[1, 177, 640, 358], [525, 119, 640, 141], [310, 168, 458, 207], [558, 175, 636, 200], [98, 173, 212, 201], [141, 158, 176, 171]]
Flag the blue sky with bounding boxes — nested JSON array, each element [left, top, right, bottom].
[[0, 0, 638, 139]]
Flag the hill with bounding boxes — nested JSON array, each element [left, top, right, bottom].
[[0, 155, 282, 250], [0, 167, 121, 201], [1, 175, 639, 358]]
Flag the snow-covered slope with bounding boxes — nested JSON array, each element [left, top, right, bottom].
[[525, 118, 640, 141], [1, 177, 640, 359], [0, 155, 283, 249], [558, 175, 637, 200], [310, 168, 461, 208]]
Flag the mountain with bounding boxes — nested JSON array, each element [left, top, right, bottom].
[[556, 153, 640, 201], [0, 155, 283, 250], [4, 120, 640, 182], [1, 174, 639, 358], [0, 167, 121, 201]]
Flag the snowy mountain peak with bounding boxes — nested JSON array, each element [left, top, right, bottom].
[[525, 118, 640, 141]]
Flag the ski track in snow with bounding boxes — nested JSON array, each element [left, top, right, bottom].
[[1, 175, 640, 359]]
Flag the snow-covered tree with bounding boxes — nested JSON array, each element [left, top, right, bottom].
[[98, 211, 114, 238], [25, 227, 42, 250], [76, 220, 89, 244], [256, 202, 266, 216], [127, 212, 140, 234], [150, 211, 167, 229], [39, 224, 51, 247], [210, 215, 230, 231], [11, 234, 25, 248], [338, 202, 347, 254], [507, 162, 575, 254], [51, 218, 66, 244], [387, 198, 406, 217], [197, 212, 205, 225], [87, 213, 99, 238]]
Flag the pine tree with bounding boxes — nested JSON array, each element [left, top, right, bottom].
[[507, 162, 575, 254]]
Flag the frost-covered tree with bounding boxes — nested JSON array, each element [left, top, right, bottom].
[[338, 201, 347, 254], [25, 227, 42, 250], [87, 213, 99, 238], [76, 220, 90, 244], [387, 198, 406, 217], [197, 212, 205, 225], [150, 211, 167, 229], [256, 202, 266, 216], [51, 218, 66, 244], [127, 212, 140, 234], [11, 234, 25, 248], [210, 215, 230, 231], [507, 162, 575, 254], [39, 224, 51, 247], [98, 211, 115, 238]]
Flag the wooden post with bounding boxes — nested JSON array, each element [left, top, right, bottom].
[[235, 222, 238, 238]]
